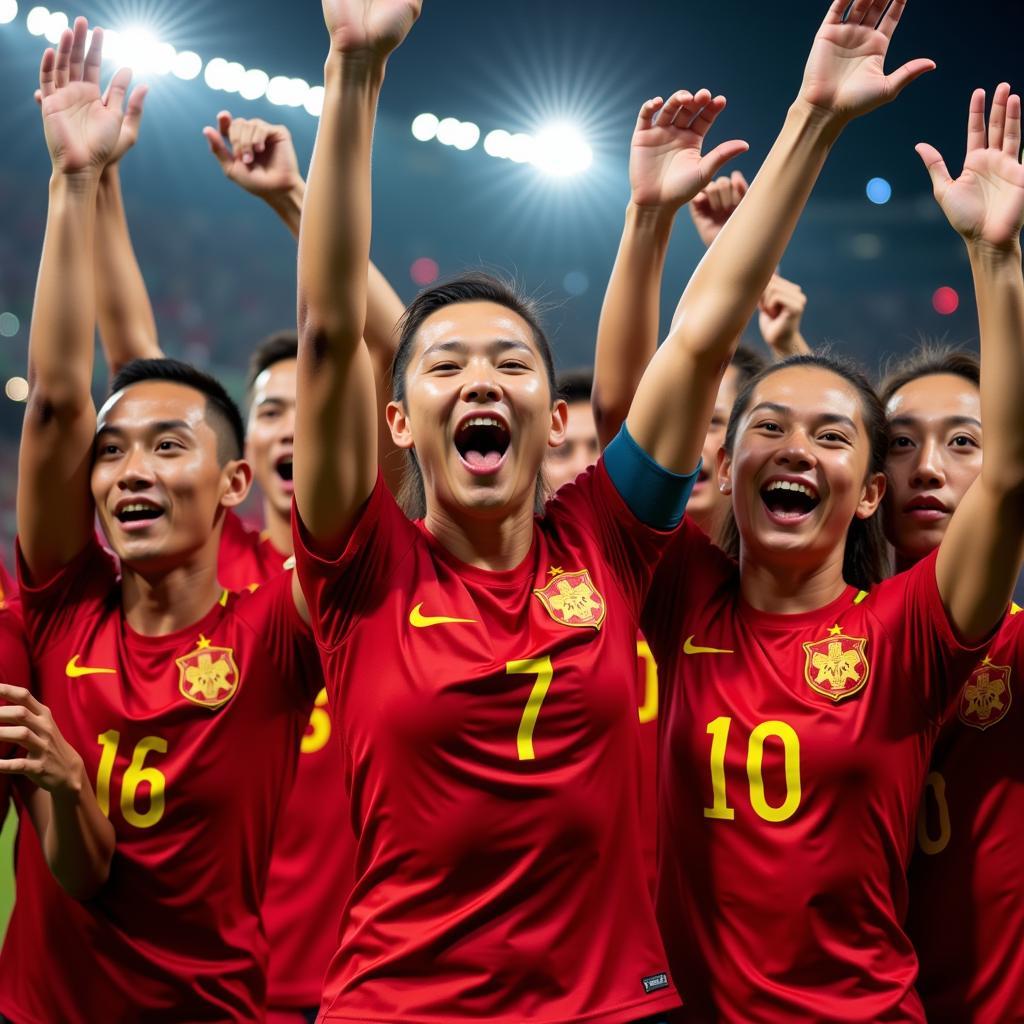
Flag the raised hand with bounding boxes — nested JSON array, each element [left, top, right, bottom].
[[203, 112, 303, 199], [799, 0, 934, 124], [38, 16, 132, 176], [321, 0, 422, 57], [758, 274, 810, 356], [690, 171, 748, 247], [0, 685, 86, 795], [630, 90, 748, 210], [106, 84, 148, 166], [918, 85, 1024, 250]]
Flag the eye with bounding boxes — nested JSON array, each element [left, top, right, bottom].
[[98, 443, 121, 457], [950, 434, 979, 449], [499, 359, 529, 371], [889, 436, 914, 451], [429, 360, 461, 373], [156, 439, 182, 452], [258, 407, 280, 421], [755, 420, 782, 433], [819, 430, 850, 445]]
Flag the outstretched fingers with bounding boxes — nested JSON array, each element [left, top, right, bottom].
[[203, 125, 233, 169], [877, 0, 909, 38], [657, 91, 693, 129], [686, 93, 726, 137], [884, 58, 936, 101], [53, 27, 73, 89], [636, 97, 664, 133], [916, 142, 952, 198], [989, 82, 1011, 152], [39, 47, 56, 99], [967, 88, 987, 152], [103, 66, 133, 117], [84, 26, 104, 85], [1005, 93, 1022, 160], [68, 16, 88, 82]]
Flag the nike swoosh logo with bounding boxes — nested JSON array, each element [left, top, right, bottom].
[[683, 636, 734, 656], [409, 603, 477, 628], [66, 656, 116, 678]]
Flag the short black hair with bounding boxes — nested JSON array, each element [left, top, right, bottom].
[[878, 343, 980, 408], [730, 345, 768, 387], [557, 367, 594, 405], [246, 330, 299, 397], [109, 358, 245, 463]]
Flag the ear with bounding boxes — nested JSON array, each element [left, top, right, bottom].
[[855, 470, 886, 520], [716, 446, 732, 495], [220, 458, 254, 509], [546, 398, 569, 449], [386, 400, 415, 451]]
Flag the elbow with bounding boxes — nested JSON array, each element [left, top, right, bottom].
[[591, 388, 630, 449], [297, 306, 363, 368], [24, 380, 93, 430]]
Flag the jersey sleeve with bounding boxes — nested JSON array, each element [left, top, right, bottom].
[[291, 472, 418, 652], [873, 548, 996, 723], [235, 571, 323, 706], [14, 535, 118, 655], [544, 460, 685, 622], [639, 517, 733, 663]]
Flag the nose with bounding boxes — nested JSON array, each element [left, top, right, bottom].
[[911, 438, 945, 488], [460, 373, 503, 405], [116, 446, 156, 491], [773, 429, 817, 471]]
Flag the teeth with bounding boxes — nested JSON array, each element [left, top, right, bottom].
[[465, 416, 503, 429], [120, 503, 159, 513], [764, 480, 817, 500]]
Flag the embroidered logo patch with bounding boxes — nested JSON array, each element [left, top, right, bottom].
[[642, 972, 670, 994], [802, 625, 870, 702], [176, 634, 239, 711], [959, 657, 1012, 731], [533, 567, 606, 630]]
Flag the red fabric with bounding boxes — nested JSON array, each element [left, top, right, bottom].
[[0, 537, 319, 1024], [642, 519, 990, 1023], [218, 512, 356, 1010], [635, 635, 659, 898], [293, 463, 681, 1024], [906, 607, 1024, 1023]]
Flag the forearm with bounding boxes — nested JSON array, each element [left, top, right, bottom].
[[265, 178, 306, 240], [40, 767, 115, 899], [95, 167, 161, 375], [592, 202, 675, 449], [970, 240, 1024, 493], [672, 102, 839, 359], [297, 53, 383, 348]]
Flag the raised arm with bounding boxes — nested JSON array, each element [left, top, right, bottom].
[[924, 85, 1024, 642], [592, 91, 746, 449], [19, 19, 132, 582], [294, 0, 420, 545], [626, 0, 933, 473]]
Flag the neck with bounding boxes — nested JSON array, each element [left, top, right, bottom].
[[739, 544, 849, 615], [120, 541, 224, 637], [893, 549, 922, 575], [262, 497, 294, 556], [424, 496, 536, 572]]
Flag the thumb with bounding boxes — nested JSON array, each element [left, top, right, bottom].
[[698, 139, 749, 187], [885, 59, 936, 101], [33, 88, 42, 107], [124, 84, 148, 128], [202, 126, 233, 170], [915, 142, 952, 195], [104, 66, 133, 117]]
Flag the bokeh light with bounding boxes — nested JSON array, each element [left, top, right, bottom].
[[172, 50, 202, 80], [0, 0, 19, 26], [0, 312, 19, 337], [563, 270, 589, 296], [932, 286, 959, 316], [532, 123, 593, 177], [411, 113, 438, 142], [4, 377, 28, 403], [866, 177, 892, 205], [410, 257, 440, 286], [25, 4, 47, 35]]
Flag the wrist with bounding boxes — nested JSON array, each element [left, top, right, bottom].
[[324, 49, 387, 87], [787, 98, 847, 144], [51, 756, 86, 801], [966, 236, 1023, 265], [49, 170, 101, 201], [625, 200, 677, 238]]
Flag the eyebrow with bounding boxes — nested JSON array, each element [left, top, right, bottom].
[[747, 402, 858, 432], [423, 338, 535, 356], [888, 414, 982, 431], [96, 419, 194, 438]]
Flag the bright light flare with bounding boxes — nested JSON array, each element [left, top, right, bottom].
[[453, 121, 480, 151], [203, 56, 228, 90], [239, 67, 268, 101], [5, 377, 28, 403], [25, 4, 47, 34], [42, 8, 66, 43], [173, 49, 202, 81], [304, 85, 324, 117], [0, 0, 19, 26], [531, 122, 593, 177], [411, 112, 439, 142]]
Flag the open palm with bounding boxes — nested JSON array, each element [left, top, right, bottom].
[[919, 86, 1024, 248], [322, 0, 422, 57], [800, 0, 933, 122], [39, 19, 131, 175], [630, 90, 747, 210]]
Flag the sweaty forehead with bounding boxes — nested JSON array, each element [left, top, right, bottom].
[[97, 380, 209, 433], [251, 358, 297, 405], [886, 373, 980, 422], [749, 366, 865, 427], [415, 301, 536, 353]]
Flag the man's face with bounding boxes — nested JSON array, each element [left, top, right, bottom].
[[545, 400, 599, 492], [246, 358, 296, 519]]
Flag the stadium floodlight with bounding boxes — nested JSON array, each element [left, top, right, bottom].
[[220, 61, 245, 93], [42, 8, 66, 43], [203, 56, 228, 90], [507, 132, 535, 164], [285, 77, 309, 107], [411, 113, 439, 142], [435, 117, 461, 147], [172, 49, 202, 81], [25, 4, 47, 34], [531, 123, 593, 177], [265, 75, 291, 106], [483, 129, 511, 159], [303, 85, 325, 117], [239, 67, 269, 101], [0, 0, 19, 26], [453, 121, 480, 152]]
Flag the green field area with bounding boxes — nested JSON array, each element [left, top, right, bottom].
[[0, 807, 16, 941]]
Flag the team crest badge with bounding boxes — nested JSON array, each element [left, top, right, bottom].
[[176, 634, 239, 710], [533, 566, 607, 630], [802, 625, 870, 702], [959, 657, 1012, 731]]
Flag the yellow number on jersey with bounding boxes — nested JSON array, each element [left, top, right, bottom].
[[96, 730, 169, 830], [507, 657, 554, 761], [917, 770, 951, 855], [301, 688, 331, 755], [636, 640, 658, 724], [704, 717, 802, 824]]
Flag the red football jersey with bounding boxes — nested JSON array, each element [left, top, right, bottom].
[[292, 463, 682, 1024], [218, 510, 356, 1010], [0, 554, 16, 609], [906, 606, 1024, 1022], [635, 635, 659, 897], [641, 520, 990, 1023], [0, 537, 320, 1024], [219, 510, 293, 592]]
